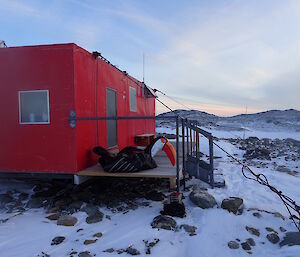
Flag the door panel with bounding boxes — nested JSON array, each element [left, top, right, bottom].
[[106, 88, 117, 147]]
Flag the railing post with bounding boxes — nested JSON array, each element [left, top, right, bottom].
[[209, 136, 214, 188], [176, 116, 180, 191], [186, 119, 189, 156], [190, 126, 192, 154], [181, 118, 186, 190], [195, 122, 199, 178]]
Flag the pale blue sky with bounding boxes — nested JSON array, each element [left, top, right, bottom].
[[1, 0, 299, 115]]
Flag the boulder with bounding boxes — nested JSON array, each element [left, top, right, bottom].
[[252, 212, 262, 218], [241, 242, 251, 251], [26, 197, 45, 209], [189, 189, 216, 209], [180, 224, 197, 236], [228, 241, 239, 249], [78, 251, 92, 257], [246, 238, 256, 246], [103, 248, 115, 253], [86, 211, 104, 224], [151, 215, 177, 230], [266, 233, 280, 244], [265, 227, 278, 234], [279, 227, 287, 232], [84, 239, 97, 245], [126, 246, 140, 256], [279, 232, 300, 247], [57, 215, 78, 226], [82, 204, 104, 224], [46, 213, 60, 221], [93, 232, 103, 238], [145, 190, 165, 201], [65, 201, 83, 214], [245, 226, 260, 237], [51, 236, 65, 245], [221, 197, 243, 215]]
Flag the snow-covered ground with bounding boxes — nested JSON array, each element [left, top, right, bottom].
[[0, 127, 299, 257]]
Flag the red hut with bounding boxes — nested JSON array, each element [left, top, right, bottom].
[[0, 43, 156, 176]]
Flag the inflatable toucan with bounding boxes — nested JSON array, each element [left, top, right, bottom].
[[93, 137, 176, 173]]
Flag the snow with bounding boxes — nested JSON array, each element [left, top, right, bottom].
[[0, 127, 300, 257]]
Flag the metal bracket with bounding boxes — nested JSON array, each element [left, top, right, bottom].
[[69, 110, 76, 128]]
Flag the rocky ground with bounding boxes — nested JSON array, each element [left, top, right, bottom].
[[0, 135, 300, 257], [224, 137, 300, 176]]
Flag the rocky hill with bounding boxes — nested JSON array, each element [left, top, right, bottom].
[[156, 109, 300, 132]]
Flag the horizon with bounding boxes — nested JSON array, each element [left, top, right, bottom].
[[156, 106, 300, 117], [1, 0, 300, 116]]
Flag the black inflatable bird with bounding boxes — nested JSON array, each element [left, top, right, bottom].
[[93, 137, 176, 173]]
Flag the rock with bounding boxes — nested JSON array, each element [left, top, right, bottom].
[[51, 236, 65, 245], [192, 183, 209, 191], [246, 238, 256, 246], [144, 238, 160, 254], [46, 213, 60, 221], [241, 241, 251, 251], [57, 215, 77, 226], [265, 227, 278, 234], [82, 204, 104, 224], [46, 207, 59, 214], [180, 224, 197, 236], [266, 233, 280, 244], [93, 232, 103, 238], [54, 198, 71, 208], [103, 248, 114, 253], [228, 241, 239, 249], [0, 193, 14, 205], [145, 190, 165, 201], [161, 201, 186, 218], [84, 239, 97, 245], [221, 197, 243, 214], [276, 166, 298, 176], [246, 226, 260, 237], [279, 232, 300, 247], [126, 246, 140, 255], [26, 197, 45, 208], [66, 201, 83, 214], [18, 192, 29, 201], [81, 204, 99, 216], [86, 211, 104, 224], [279, 226, 287, 232], [252, 212, 262, 218], [244, 148, 270, 160], [78, 251, 92, 257], [189, 190, 216, 209], [151, 215, 177, 230]]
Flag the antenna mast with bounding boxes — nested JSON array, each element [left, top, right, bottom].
[[143, 53, 145, 83]]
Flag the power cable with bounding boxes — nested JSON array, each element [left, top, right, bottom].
[[154, 89, 300, 232]]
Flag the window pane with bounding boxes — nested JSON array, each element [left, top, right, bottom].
[[19, 91, 49, 124], [129, 87, 137, 112]]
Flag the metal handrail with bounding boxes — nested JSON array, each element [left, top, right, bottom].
[[68, 111, 214, 190]]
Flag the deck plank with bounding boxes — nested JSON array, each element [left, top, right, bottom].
[[77, 155, 182, 179]]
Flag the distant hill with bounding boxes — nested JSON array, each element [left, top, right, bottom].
[[156, 109, 300, 132]]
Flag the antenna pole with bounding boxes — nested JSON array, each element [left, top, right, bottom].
[[143, 53, 145, 83]]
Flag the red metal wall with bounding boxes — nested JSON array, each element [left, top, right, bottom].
[[73, 45, 155, 171], [0, 44, 76, 173], [0, 43, 155, 174]]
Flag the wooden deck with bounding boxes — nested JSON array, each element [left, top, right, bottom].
[[76, 152, 182, 189]]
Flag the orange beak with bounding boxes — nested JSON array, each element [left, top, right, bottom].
[[162, 142, 177, 166]]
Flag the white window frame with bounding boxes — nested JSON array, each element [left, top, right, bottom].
[[18, 89, 50, 125], [129, 86, 137, 112]]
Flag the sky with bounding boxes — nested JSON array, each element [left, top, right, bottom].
[[1, 0, 300, 116]]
